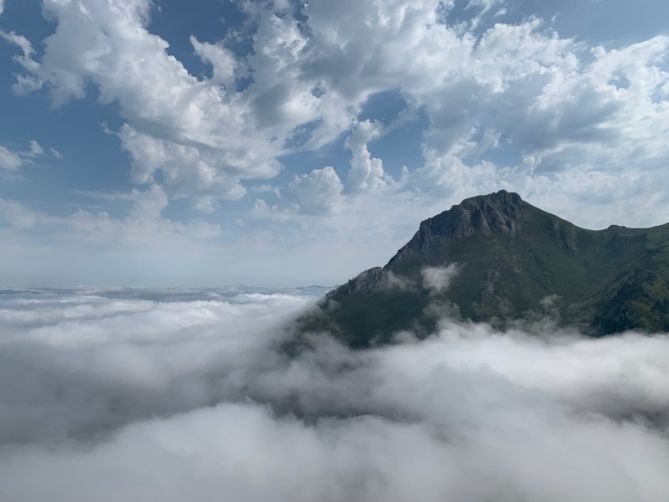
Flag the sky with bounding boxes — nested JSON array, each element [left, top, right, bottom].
[[0, 0, 668, 287]]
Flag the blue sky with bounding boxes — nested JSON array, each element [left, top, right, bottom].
[[0, 0, 668, 287]]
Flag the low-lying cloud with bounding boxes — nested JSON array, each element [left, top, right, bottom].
[[422, 264, 459, 293], [0, 288, 668, 501]]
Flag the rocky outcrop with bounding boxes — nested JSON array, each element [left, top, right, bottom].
[[327, 267, 385, 297], [387, 190, 524, 269]]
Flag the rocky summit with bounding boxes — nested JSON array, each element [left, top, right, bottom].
[[294, 190, 669, 348]]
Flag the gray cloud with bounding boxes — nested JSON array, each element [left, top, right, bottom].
[[0, 289, 668, 501]]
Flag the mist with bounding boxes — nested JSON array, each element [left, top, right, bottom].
[[0, 288, 668, 502]]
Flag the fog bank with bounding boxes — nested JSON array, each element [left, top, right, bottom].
[[0, 288, 667, 502]]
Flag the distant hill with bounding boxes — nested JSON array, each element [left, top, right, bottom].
[[294, 190, 669, 348]]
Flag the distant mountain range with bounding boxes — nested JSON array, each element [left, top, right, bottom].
[[294, 190, 669, 348]]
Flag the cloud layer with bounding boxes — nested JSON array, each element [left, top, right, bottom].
[[0, 288, 668, 501], [4, 0, 669, 215]]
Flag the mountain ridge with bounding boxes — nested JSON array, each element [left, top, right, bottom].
[[294, 191, 669, 348]]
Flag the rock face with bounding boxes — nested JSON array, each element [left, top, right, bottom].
[[331, 267, 385, 296], [387, 190, 523, 270], [412, 190, 521, 239], [294, 191, 669, 349]]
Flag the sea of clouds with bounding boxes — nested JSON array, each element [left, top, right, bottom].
[[0, 287, 668, 502]]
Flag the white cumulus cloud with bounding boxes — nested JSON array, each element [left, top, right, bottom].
[[289, 166, 344, 214]]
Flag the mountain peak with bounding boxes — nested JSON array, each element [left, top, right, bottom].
[[294, 192, 669, 348], [388, 191, 526, 268], [435, 190, 525, 237], [463, 189, 522, 205]]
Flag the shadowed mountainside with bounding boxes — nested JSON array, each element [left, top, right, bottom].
[[294, 190, 669, 348]]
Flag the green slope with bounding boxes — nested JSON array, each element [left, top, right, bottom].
[[294, 191, 669, 348]]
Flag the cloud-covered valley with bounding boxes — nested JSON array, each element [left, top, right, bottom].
[[0, 288, 668, 502], [1, 2, 668, 500]]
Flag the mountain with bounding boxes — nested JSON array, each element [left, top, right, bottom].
[[294, 190, 669, 348]]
